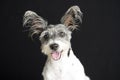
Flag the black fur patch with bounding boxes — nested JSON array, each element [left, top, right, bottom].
[[67, 48, 71, 57]]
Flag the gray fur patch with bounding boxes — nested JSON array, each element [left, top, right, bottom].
[[40, 24, 71, 44]]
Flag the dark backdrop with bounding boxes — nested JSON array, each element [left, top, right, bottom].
[[1, 0, 120, 80]]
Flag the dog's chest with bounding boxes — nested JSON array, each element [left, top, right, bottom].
[[43, 60, 73, 80], [42, 54, 85, 80]]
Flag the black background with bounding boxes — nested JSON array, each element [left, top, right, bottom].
[[1, 0, 120, 80]]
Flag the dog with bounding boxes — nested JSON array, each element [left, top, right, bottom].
[[23, 5, 90, 80]]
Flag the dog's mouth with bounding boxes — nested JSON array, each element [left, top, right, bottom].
[[51, 50, 63, 61]]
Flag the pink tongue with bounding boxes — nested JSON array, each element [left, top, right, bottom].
[[51, 51, 61, 60]]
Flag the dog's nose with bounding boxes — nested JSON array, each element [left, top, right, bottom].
[[50, 43, 59, 50]]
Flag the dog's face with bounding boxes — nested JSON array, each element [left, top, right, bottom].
[[23, 6, 83, 60], [40, 24, 71, 60]]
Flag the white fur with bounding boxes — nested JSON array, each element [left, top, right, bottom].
[[23, 5, 90, 80], [41, 39, 90, 80]]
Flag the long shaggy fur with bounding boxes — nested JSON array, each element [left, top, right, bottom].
[[23, 5, 90, 80]]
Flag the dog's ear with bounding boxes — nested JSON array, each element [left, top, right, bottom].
[[23, 11, 47, 38], [61, 6, 83, 31]]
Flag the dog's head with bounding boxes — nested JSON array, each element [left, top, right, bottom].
[[23, 6, 83, 60]]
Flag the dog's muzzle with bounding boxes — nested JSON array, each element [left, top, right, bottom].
[[50, 43, 63, 60]]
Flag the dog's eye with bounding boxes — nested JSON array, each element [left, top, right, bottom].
[[44, 32, 49, 40], [59, 32, 65, 37]]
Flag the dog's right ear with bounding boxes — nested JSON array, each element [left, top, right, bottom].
[[23, 11, 47, 38]]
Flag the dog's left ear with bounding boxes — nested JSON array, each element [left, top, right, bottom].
[[23, 11, 47, 38], [61, 6, 83, 31]]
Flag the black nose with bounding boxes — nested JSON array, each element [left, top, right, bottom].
[[50, 43, 59, 50]]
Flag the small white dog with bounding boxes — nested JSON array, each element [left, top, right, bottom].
[[23, 5, 90, 80]]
